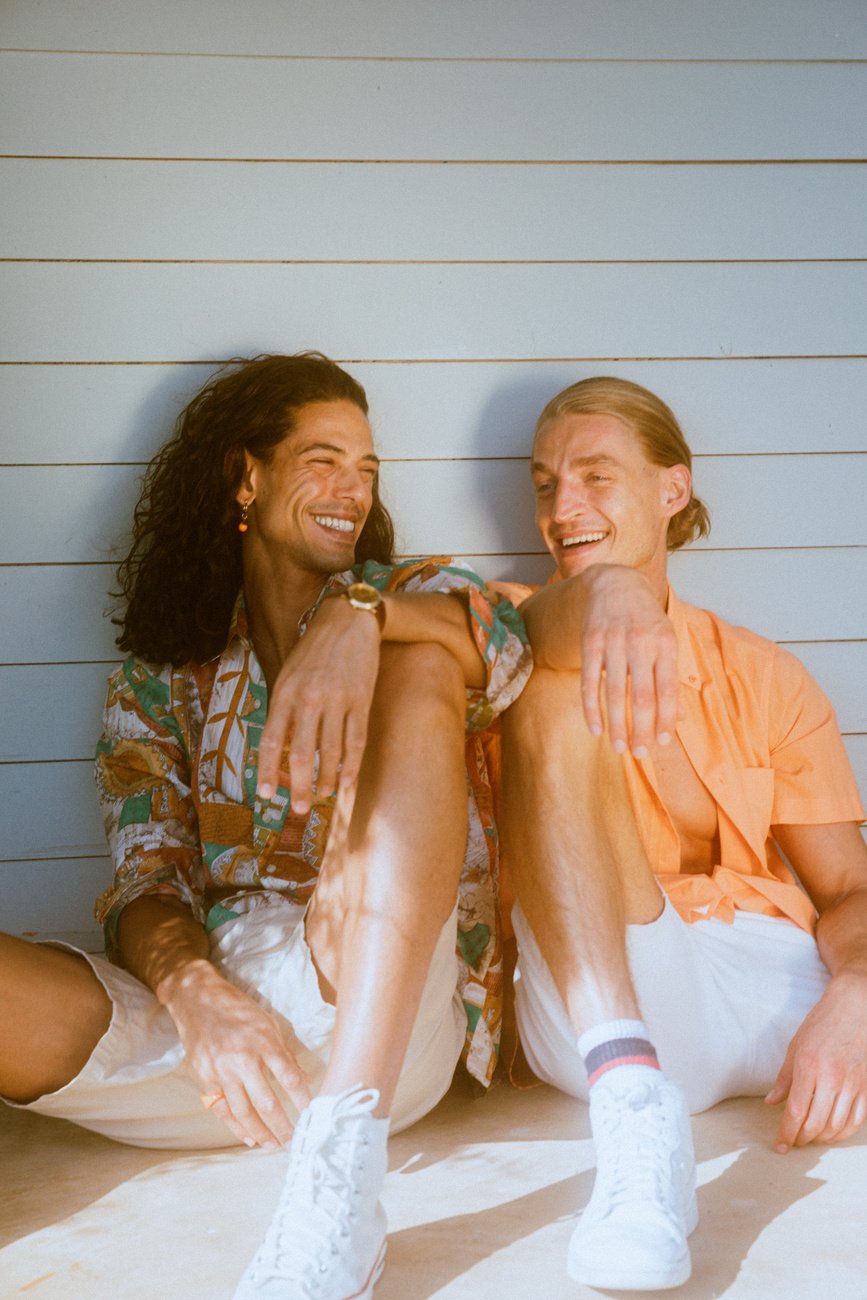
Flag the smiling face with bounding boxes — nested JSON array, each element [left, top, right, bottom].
[[238, 399, 379, 580], [532, 411, 691, 598]]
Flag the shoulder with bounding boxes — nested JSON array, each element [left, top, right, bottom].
[[354, 556, 488, 595]]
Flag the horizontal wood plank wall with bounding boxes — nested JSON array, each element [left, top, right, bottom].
[[1, 3, 865, 943]]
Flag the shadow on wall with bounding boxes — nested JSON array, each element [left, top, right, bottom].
[[466, 367, 589, 565]]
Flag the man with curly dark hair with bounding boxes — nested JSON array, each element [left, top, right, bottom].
[[0, 353, 531, 1300]]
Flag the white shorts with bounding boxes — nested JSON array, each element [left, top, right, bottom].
[[513, 896, 831, 1114], [15, 893, 466, 1149]]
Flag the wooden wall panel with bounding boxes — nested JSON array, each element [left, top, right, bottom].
[[4, 54, 867, 161], [4, 263, 866, 362], [4, 360, 867, 464], [1, 550, 863, 667], [2, 3, 864, 937], [2, 456, 864, 564], [0, 858, 110, 943], [2, 0, 865, 59], [4, 643, 862, 765], [6, 734, 865, 867], [6, 160, 867, 261]]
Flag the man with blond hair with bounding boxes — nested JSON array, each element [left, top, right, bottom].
[[496, 376, 867, 1290]]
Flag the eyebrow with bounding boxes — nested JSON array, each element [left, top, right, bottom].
[[300, 441, 380, 467], [531, 453, 622, 474]]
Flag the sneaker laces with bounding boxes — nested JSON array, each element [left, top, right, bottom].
[[591, 1081, 684, 1234], [252, 1085, 381, 1291]]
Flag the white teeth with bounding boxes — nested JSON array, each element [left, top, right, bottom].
[[313, 515, 354, 533], [561, 532, 607, 548]]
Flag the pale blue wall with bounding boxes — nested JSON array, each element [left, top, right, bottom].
[[1, 1, 865, 943]]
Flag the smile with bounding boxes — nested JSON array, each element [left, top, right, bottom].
[[312, 515, 355, 534], [560, 531, 608, 548]]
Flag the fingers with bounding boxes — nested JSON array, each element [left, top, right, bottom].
[[581, 630, 679, 755], [201, 1054, 311, 1150], [257, 696, 291, 801]]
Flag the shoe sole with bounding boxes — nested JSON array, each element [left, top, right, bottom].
[[569, 1253, 692, 1292], [346, 1239, 387, 1300]]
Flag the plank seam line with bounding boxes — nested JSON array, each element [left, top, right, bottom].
[[3, 155, 866, 166], [3, 49, 867, 64], [2, 546, 866, 570], [5, 258, 866, 266], [5, 451, 867, 467], [3, 356, 867, 367]]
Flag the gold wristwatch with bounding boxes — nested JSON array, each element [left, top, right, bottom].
[[339, 581, 386, 628]]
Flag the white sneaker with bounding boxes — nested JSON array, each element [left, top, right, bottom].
[[568, 1074, 698, 1291], [233, 1084, 389, 1300]]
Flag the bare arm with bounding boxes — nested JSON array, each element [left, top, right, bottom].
[[517, 564, 679, 756], [257, 590, 486, 809], [765, 822, 867, 1150], [117, 895, 311, 1147]]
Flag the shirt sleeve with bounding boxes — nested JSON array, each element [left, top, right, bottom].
[[769, 646, 865, 827], [355, 557, 533, 732], [93, 657, 207, 960]]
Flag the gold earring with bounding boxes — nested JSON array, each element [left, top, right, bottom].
[[238, 501, 250, 533]]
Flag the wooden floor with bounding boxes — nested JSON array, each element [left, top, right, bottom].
[[3, 1079, 866, 1299]]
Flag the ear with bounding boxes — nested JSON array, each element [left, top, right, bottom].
[[232, 448, 258, 506], [661, 464, 691, 519]]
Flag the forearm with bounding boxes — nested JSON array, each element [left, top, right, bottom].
[[380, 591, 486, 688], [815, 885, 867, 981], [116, 893, 214, 1004]]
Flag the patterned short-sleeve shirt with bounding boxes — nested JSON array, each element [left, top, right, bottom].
[[95, 557, 532, 1088]]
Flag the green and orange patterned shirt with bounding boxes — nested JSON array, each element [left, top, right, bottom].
[[94, 558, 531, 1089]]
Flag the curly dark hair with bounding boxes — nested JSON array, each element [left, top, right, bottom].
[[113, 352, 395, 665]]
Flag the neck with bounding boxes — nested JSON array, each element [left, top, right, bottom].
[[242, 549, 333, 690]]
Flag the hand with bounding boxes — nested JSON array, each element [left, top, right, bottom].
[[765, 970, 867, 1151], [257, 597, 381, 813], [159, 958, 312, 1148], [578, 566, 679, 756]]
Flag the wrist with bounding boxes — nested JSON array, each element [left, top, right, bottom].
[[155, 956, 219, 1009], [323, 581, 386, 633]]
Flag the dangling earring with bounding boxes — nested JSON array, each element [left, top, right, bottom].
[[238, 501, 250, 533]]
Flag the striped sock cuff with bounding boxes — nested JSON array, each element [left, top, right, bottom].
[[584, 1037, 661, 1087]]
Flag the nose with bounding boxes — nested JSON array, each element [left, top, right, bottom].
[[551, 476, 586, 522], [334, 461, 372, 506]]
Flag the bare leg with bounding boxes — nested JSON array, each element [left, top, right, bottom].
[[304, 641, 468, 1116], [500, 666, 662, 1036], [0, 934, 111, 1102], [501, 668, 698, 1291]]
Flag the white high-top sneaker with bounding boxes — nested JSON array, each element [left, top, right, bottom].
[[233, 1085, 389, 1300], [568, 1074, 698, 1291]]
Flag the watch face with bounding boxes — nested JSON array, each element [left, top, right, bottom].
[[345, 582, 381, 610]]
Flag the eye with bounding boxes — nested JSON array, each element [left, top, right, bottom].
[[586, 472, 611, 485], [534, 479, 555, 497]]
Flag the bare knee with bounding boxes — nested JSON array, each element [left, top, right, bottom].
[[0, 934, 111, 1102], [375, 642, 466, 727], [502, 666, 596, 764]]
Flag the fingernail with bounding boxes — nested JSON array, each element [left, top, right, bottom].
[[613, 739, 626, 754], [262, 1140, 278, 1152], [258, 783, 273, 800], [776, 1142, 789, 1155], [591, 723, 603, 737], [292, 801, 309, 816], [657, 731, 671, 745], [244, 1138, 256, 1148], [633, 745, 648, 759]]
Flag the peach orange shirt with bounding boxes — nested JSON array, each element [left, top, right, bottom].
[[623, 588, 864, 933]]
